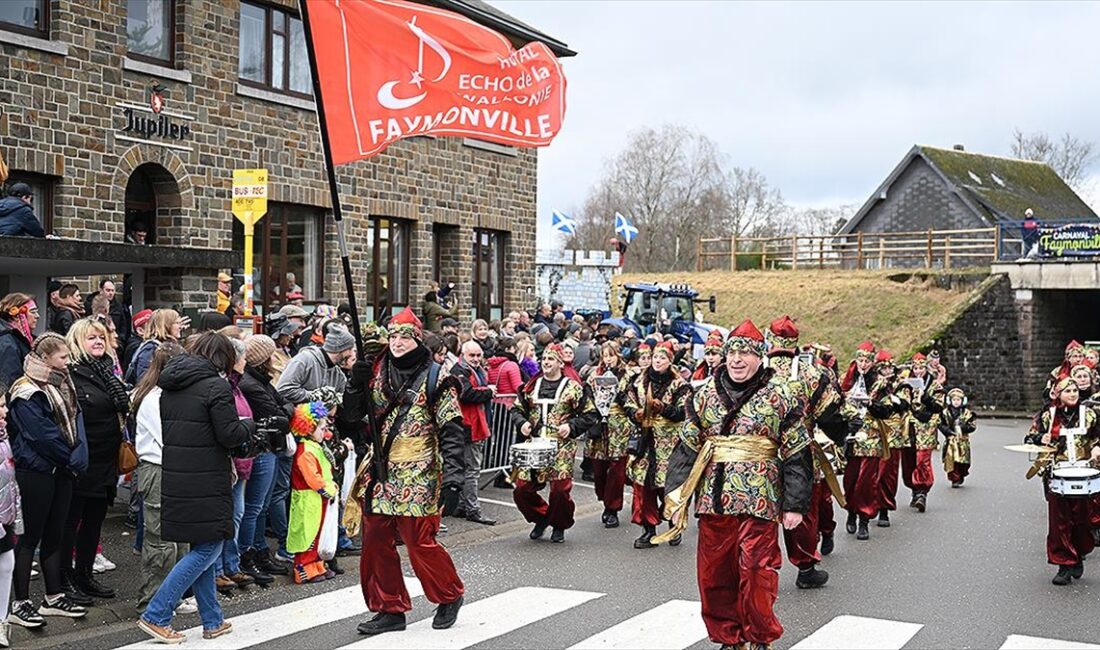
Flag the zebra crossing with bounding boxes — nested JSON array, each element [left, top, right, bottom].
[[119, 579, 1100, 650]]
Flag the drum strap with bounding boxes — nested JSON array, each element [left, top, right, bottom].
[[532, 377, 569, 436]]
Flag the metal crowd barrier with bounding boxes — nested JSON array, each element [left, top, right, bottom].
[[481, 395, 519, 474]]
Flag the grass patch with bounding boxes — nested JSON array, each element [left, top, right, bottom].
[[615, 269, 988, 361]]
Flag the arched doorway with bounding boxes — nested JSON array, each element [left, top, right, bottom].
[[124, 162, 182, 245]]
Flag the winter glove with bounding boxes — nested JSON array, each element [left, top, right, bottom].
[[350, 359, 373, 389], [441, 484, 462, 516]]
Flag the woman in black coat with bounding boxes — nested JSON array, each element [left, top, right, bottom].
[[137, 332, 255, 643], [63, 318, 129, 602]]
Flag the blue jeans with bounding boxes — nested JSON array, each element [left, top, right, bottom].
[[239, 453, 276, 553], [143, 540, 225, 631], [214, 481, 245, 575], [268, 455, 292, 555]]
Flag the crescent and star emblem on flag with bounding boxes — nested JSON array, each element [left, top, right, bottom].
[[376, 16, 452, 111]]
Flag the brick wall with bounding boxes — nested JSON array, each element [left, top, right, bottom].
[[0, 0, 538, 314]]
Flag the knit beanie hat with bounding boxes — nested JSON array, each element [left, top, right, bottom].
[[323, 325, 355, 353], [245, 334, 276, 367]]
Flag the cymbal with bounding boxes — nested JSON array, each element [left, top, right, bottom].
[[1003, 444, 1056, 454]]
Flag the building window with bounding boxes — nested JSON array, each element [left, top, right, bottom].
[[127, 0, 174, 64], [238, 2, 311, 97], [473, 229, 505, 321], [4, 172, 55, 234], [0, 0, 47, 38], [365, 218, 411, 322], [231, 203, 325, 316]]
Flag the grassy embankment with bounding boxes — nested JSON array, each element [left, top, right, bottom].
[[614, 269, 989, 363]]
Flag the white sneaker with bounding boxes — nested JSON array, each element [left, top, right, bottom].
[[0, 620, 10, 647], [174, 596, 198, 615], [93, 552, 117, 574]]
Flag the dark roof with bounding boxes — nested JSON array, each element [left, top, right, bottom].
[[840, 145, 1098, 234], [430, 0, 576, 57]]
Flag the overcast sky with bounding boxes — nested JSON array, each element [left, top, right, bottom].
[[493, 1, 1100, 248]]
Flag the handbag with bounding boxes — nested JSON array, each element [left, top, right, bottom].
[[117, 440, 139, 475]]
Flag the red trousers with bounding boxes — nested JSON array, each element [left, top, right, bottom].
[[948, 463, 970, 483], [843, 456, 881, 520], [900, 447, 916, 491], [631, 483, 664, 527], [783, 480, 824, 569], [1046, 490, 1096, 566], [1092, 495, 1100, 530], [877, 448, 902, 511], [910, 449, 935, 493], [360, 514, 464, 613], [697, 514, 783, 646], [592, 457, 628, 512], [818, 481, 837, 536], [513, 478, 576, 530]]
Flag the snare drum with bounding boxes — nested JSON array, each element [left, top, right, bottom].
[[510, 438, 558, 471], [1049, 462, 1100, 498]]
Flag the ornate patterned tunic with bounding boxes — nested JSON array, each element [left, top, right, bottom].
[[365, 357, 463, 517], [848, 377, 899, 458], [939, 405, 977, 466], [769, 355, 854, 478], [623, 369, 689, 488], [511, 375, 596, 482], [582, 367, 631, 461], [679, 371, 808, 522]]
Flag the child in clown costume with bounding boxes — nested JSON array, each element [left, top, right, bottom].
[[287, 401, 339, 584]]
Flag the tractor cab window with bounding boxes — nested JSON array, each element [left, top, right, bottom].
[[623, 290, 657, 325], [659, 296, 694, 324]]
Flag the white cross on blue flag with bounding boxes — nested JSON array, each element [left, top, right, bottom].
[[615, 212, 639, 243], [552, 210, 578, 236]]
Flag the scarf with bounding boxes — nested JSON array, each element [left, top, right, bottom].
[[645, 367, 675, 399], [716, 365, 775, 416], [84, 355, 130, 416], [20, 354, 79, 447], [385, 344, 431, 396]]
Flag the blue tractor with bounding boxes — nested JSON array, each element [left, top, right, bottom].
[[601, 283, 725, 358]]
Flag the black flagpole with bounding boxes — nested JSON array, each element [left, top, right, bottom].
[[298, 0, 364, 354]]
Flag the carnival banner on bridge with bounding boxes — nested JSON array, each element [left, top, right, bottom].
[[303, 0, 568, 164], [1037, 222, 1100, 257]]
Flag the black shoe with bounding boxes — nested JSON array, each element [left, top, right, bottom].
[[795, 566, 830, 589], [62, 585, 94, 607], [467, 514, 497, 526], [337, 544, 363, 557], [240, 551, 275, 585], [76, 574, 115, 599], [550, 528, 565, 543], [857, 517, 870, 541], [951, 481, 962, 488], [8, 601, 46, 628], [915, 494, 927, 513], [357, 612, 407, 635], [820, 533, 834, 556], [667, 522, 682, 547], [846, 512, 857, 535], [1093, 528, 1100, 547], [39, 595, 88, 619], [530, 521, 549, 540], [581, 470, 595, 482], [1070, 562, 1084, 580], [432, 596, 463, 630], [909, 494, 918, 508], [1053, 567, 1073, 586], [604, 511, 619, 529], [254, 549, 289, 576], [876, 509, 891, 528], [634, 525, 656, 549], [327, 556, 346, 576]]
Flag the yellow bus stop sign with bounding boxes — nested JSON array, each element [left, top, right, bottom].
[[232, 169, 268, 316]]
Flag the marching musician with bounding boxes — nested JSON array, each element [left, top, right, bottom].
[[340, 307, 467, 636], [509, 343, 597, 543], [1044, 341, 1087, 405], [658, 320, 812, 649], [939, 388, 976, 488], [1024, 378, 1100, 585], [872, 350, 909, 529], [841, 342, 897, 541], [906, 356, 944, 512], [623, 341, 691, 549], [767, 317, 862, 589], [583, 341, 632, 529]]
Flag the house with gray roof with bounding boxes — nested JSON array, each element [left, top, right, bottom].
[[838, 145, 1098, 236]]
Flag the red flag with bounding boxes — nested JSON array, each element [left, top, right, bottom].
[[303, 0, 568, 165]]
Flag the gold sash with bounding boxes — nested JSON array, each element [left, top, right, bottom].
[[810, 441, 847, 509], [341, 437, 436, 536], [944, 436, 962, 473], [388, 436, 438, 464], [652, 435, 779, 544]]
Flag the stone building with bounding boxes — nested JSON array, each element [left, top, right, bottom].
[[0, 0, 573, 324], [839, 144, 1097, 237]]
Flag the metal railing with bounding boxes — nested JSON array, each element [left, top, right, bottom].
[[481, 396, 519, 474]]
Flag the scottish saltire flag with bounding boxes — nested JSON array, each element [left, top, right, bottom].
[[615, 212, 639, 243], [552, 210, 577, 236]]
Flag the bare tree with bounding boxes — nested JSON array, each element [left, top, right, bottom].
[[1011, 129, 1097, 191], [785, 203, 859, 237]]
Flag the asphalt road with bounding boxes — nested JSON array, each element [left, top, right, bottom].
[[21, 419, 1100, 649]]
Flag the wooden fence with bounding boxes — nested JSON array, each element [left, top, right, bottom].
[[696, 227, 1000, 272]]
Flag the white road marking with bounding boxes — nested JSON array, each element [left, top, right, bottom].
[[568, 599, 707, 650], [339, 586, 604, 650], [790, 614, 923, 650], [123, 577, 423, 649], [477, 496, 519, 508], [1000, 635, 1100, 649]]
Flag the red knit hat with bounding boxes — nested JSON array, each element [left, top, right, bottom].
[[726, 319, 766, 356], [768, 315, 799, 352], [911, 352, 927, 367], [704, 330, 724, 354], [875, 349, 894, 364], [389, 306, 423, 341], [652, 340, 676, 360]]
